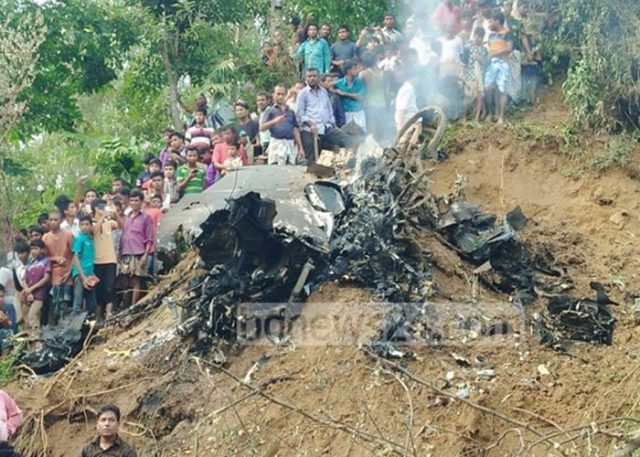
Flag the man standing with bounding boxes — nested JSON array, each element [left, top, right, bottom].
[[334, 60, 367, 133], [297, 68, 351, 163], [296, 24, 331, 75], [319, 24, 332, 43], [42, 210, 74, 320], [92, 200, 120, 321], [261, 85, 304, 165], [233, 100, 260, 148], [395, 69, 421, 132], [380, 13, 402, 43], [256, 91, 272, 156], [119, 190, 153, 306], [330, 25, 357, 74], [80, 404, 137, 457], [181, 93, 218, 129], [185, 108, 214, 149]]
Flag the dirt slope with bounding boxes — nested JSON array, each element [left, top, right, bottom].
[[8, 93, 640, 457]]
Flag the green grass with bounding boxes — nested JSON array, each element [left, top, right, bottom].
[[0, 343, 24, 387]]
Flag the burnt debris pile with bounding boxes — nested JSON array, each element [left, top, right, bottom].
[[153, 108, 616, 355], [20, 313, 89, 374]]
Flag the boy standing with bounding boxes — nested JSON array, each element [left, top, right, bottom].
[[42, 210, 74, 320], [176, 148, 206, 195], [144, 171, 165, 205], [10, 241, 29, 326], [22, 239, 51, 336], [56, 196, 80, 237], [185, 108, 214, 149], [334, 60, 367, 132], [163, 160, 179, 207], [71, 215, 97, 317], [92, 200, 120, 321], [485, 10, 513, 125], [463, 27, 489, 121]]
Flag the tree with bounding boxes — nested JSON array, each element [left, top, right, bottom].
[[0, 11, 46, 250], [137, 0, 269, 127], [0, 0, 142, 136]]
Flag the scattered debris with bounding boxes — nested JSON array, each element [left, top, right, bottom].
[[537, 364, 551, 377], [19, 313, 89, 374], [476, 369, 497, 380], [609, 211, 630, 229]]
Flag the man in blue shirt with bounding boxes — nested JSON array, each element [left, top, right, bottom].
[[334, 60, 367, 133], [330, 25, 357, 75], [296, 68, 352, 163], [296, 24, 331, 75], [261, 84, 304, 165]]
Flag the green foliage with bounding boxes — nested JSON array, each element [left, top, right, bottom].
[[93, 137, 146, 190], [286, 0, 391, 33], [3, 0, 143, 135], [534, 0, 640, 131], [0, 344, 23, 387], [589, 134, 637, 172]]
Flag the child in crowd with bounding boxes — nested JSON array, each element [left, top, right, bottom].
[[438, 26, 464, 79], [463, 27, 489, 121], [71, 215, 97, 317], [56, 196, 80, 237], [37, 213, 49, 232], [212, 127, 248, 181], [141, 159, 162, 192], [136, 153, 156, 188], [145, 171, 165, 205], [163, 160, 179, 207], [145, 194, 164, 278], [42, 210, 74, 321], [176, 147, 206, 195], [220, 143, 244, 176], [81, 188, 98, 216], [22, 239, 51, 337], [0, 285, 15, 349], [11, 242, 29, 327], [322, 73, 346, 128], [28, 226, 45, 241]]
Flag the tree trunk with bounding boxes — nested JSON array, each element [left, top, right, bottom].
[[160, 35, 184, 130]]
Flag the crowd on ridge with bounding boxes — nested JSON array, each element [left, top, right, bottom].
[[0, 0, 547, 344]]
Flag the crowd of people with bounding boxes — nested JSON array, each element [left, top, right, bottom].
[[0, 0, 547, 341]]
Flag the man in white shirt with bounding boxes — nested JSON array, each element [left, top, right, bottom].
[[395, 70, 421, 132]]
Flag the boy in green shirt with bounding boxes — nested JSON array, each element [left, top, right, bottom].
[[176, 147, 206, 195]]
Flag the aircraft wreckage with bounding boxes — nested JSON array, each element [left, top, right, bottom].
[[18, 108, 616, 373]]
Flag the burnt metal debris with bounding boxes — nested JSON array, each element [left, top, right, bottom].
[[19, 107, 617, 374], [20, 313, 89, 374], [153, 106, 615, 356]]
